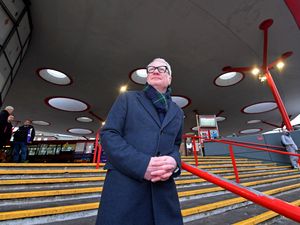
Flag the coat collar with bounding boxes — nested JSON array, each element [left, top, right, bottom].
[[137, 91, 179, 129]]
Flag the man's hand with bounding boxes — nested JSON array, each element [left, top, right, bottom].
[[144, 156, 177, 182]]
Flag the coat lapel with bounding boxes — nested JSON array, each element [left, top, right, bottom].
[[137, 92, 161, 127], [161, 101, 179, 129]]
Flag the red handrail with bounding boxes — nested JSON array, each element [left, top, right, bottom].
[[204, 139, 300, 183], [181, 162, 300, 222], [220, 138, 285, 150], [209, 139, 300, 157], [183, 135, 285, 150]]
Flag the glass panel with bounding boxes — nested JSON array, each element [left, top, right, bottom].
[[21, 39, 29, 58], [75, 142, 85, 152], [28, 145, 38, 155], [47, 144, 57, 155], [0, 7, 13, 46], [0, 53, 10, 90], [37, 144, 48, 155], [4, 32, 21, 65], [62, 143, 76, 152], [2, 0, 25, 20], [12, 55, 20, 78], [17, 12, 30, 45], [1, 76, 10, 101], [85, 142, 94, 154], [56, 145, 62, 154]]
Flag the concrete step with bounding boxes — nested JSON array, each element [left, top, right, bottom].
[[186, 190, 300, 225], [0, 173, 105, 180], [0, 157, 296, 224], [1, 181, 299, 225], [1, 172, 299, 215], [181, 182, 300, 223], [0, 163, 102, 171], [0, 181, 103, 193]]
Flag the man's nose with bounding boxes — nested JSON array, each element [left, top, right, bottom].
[[152, 68, 160, 74]]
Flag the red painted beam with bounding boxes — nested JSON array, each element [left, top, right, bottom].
[[285, 0, 300, 29]]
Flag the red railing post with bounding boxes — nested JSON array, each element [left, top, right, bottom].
[[96, 144, 102, 169], [93, 131, 99, 163], [229, 144, 240, 183], [192, 137, 199, 167]]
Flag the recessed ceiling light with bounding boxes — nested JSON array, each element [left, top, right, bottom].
[[130, 68, 147, 85], [136, 69, 147, 78], [242, 102, 277, 114], [247, 119, 262, 124], [47, 69, 66, 78], [38, 68, 71, 85], [240, 128, 262, 134], [219, 72, 236, 80], [32, 120, 50, 126], [46, 97, 89, 112], [76, 116, 93, 123], [214, 72, 244, 87], [216, 116, 226, 122], [171, 96, 191, 108], [68, 128, 93, 135]]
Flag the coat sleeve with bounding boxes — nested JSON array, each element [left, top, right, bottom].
[[0, 111, 7, 132], [168, 110, 184, 177], [101, 93, 151, 181]]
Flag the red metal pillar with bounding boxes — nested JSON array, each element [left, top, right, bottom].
[[265, 70, 293, 131], [259, 19, 293, 131]]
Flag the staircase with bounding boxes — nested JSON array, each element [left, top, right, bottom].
[[0, 156, 299, 225]]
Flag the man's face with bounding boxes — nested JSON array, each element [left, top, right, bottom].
[[24, 120, 31, 126], [146, 60, 172, 91], [7, 109, 13, 115]]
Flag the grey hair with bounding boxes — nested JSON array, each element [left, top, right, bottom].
[[148, 58, 172, 76], [5, 106, 14, 111]]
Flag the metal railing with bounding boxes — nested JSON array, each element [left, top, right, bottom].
[[181, 162, 300, 223], [204, 138, 300, 183]]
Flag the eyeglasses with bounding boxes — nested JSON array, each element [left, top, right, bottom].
[[147, 66, 169, 74]]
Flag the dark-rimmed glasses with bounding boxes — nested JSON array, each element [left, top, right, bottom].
[[147, 66, 169, 74]]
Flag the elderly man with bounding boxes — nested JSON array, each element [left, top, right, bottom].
[[96, 58, 184, 225], [281, 131, 299, 169], [0, 106, 14, 149]]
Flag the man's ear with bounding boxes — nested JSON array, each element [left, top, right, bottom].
[[168, 76, 172, 85]]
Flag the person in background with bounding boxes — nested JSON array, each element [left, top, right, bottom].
[[12, 120, 35, 162], [281, 130, 299, 169], [0, 106, 14, 149], [96, 58, 184, 225]]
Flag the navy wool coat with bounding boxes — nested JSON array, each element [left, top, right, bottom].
[[96, 91, 184, 225]]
